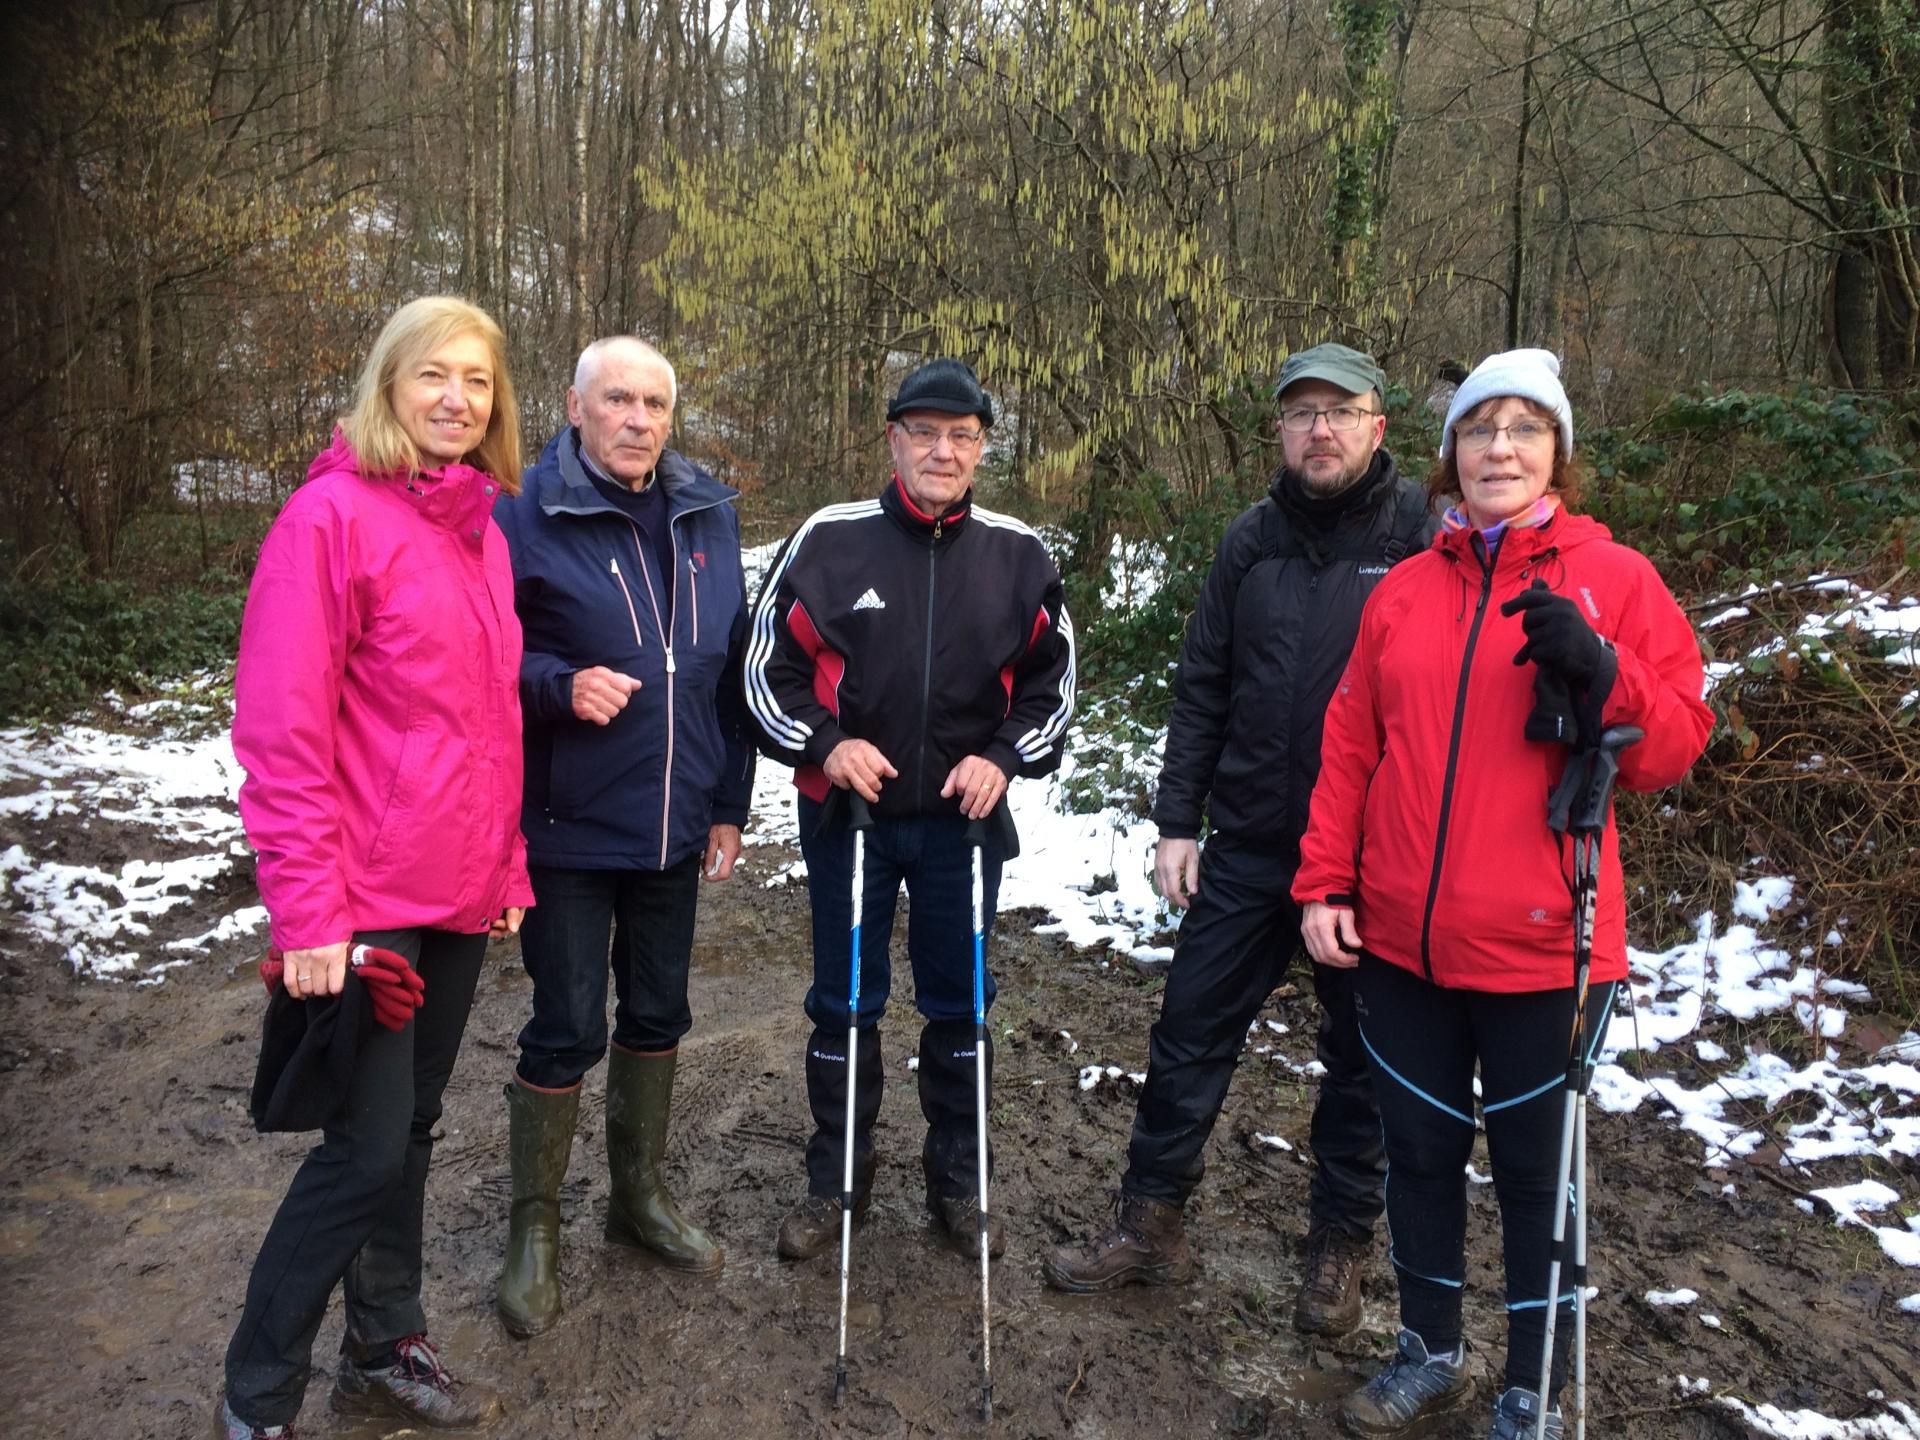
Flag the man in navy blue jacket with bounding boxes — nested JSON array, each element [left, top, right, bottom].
[[492, 336, 754, 1338]]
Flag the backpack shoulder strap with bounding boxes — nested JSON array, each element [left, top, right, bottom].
[[1381, 482, 1433, 564]]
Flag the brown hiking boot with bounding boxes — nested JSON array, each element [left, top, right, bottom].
[[1294, 1224, 1369, 1336], [929, 1192, 1006, 1259], [776, 1192, 867, 1261], [1041, 1192, 1194, 1293]]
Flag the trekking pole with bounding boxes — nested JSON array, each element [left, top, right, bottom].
[[832, 791, 875, 1408], [964, 812, 994, 1423], [1535, 724, 1641, 1440]]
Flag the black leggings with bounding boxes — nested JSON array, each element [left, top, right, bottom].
[[1355, 952, 1617, 1398], [224, 927, 486, 1427]]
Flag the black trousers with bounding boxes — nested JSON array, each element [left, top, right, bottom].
[[514, 856, 703, 1089], [224, 927, 486, 1427], [1123, 835, 1385, 1238], [1356, 951, 1619, 1400]]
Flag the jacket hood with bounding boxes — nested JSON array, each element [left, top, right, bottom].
[[307, 429, 501, 535], [531, 428, 737, 519]]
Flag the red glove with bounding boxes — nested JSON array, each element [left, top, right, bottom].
[[351, 944, 426, 1031], [260, 945, 426, 1031]]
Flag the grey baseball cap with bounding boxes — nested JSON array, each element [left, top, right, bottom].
[[1273, 343, 1386, 401]]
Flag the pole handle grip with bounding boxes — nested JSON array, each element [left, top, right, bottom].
[[962, 803, 1021, 859], [1548, 724, 1644, 835], [848, 791, 874, 832]]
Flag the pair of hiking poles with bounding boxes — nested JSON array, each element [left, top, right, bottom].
[[830, 792, 999, 1423], [1533, 722, 1642, 1440]]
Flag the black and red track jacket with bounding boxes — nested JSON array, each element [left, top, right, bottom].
[[744, 478, 1076, 818]]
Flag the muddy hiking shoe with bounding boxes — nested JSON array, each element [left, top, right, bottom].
[[1041, 1192, 1194, 1293], [1294, 1224, 1370, 1337], [1339, 1328, 1472, 1437], [212, 1399, 297, 1439], [777, 1192, 867, 1261], [929, 1192, 1006, 1259], [1487, 1386, 1564, 1439], [331, 1333, 503, 1430]]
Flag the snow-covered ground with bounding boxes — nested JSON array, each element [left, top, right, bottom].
[[2, 559, 1916, 1436]]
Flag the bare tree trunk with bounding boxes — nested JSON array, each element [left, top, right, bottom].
[[1507, 0, 1545, 350], [569, 0, 591, 353]]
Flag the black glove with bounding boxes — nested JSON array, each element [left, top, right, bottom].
[[1501, 580, 1605, 684], [1523, 667, 1579, 744]]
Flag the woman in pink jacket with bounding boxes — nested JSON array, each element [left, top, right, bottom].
[[217, 297, 533, 1440]]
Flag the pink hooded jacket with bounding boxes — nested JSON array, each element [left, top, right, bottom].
[[234, 433, 534, 950]]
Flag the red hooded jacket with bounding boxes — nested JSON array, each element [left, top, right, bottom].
[[1292, 510, 1711, 992]]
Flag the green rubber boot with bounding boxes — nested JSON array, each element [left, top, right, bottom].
[[604, 1046, 724, 1275], [497, 1077, 580, 1338]]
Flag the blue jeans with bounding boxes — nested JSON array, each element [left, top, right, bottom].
[[797, 795, 1004, 1030], [514, 856, 702, 1090]]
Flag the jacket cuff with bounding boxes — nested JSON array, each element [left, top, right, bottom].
[[801, 721, 849, 768], [710, 803, 750, 828], [1323, 892, 1356, 908], [980, 739, 1023, 782], [1153, 819, 1199, 841]]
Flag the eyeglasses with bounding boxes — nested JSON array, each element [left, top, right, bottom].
[[899, 422, 985, 450], [1454, 419, 1556, 452], [1277, 405, 1378, 433]]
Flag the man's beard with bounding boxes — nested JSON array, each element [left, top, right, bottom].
[[1297, 453, 1371, 497]]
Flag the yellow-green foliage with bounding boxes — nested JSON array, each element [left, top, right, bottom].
[[642, 0, 1375, 500]]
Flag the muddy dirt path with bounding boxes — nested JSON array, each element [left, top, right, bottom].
[[2, 813, 1915, 1438]]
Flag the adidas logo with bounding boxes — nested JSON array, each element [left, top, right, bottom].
[[852, 588, 886, 612]]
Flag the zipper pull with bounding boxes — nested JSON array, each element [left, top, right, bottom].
[[933, 519, 942, 541], [665, 648, 677, 674], [609, 557, 620, 575]]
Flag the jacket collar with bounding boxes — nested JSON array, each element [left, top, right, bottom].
[[1267, 449, 1398, 527], [311, 430, 502, 538], [1435, 506, 1609, 569], [537, 428, 738, 520], [880, 475, 971, 541]]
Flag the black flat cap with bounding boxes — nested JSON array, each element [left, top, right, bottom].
[[887, 357, 994, 427]]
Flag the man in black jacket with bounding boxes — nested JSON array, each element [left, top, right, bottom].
[[1042, 344, 1438, 1338], [745, 358, 1076, 1263]]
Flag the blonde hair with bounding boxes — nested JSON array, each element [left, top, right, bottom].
[[341, 296, 523, 492]]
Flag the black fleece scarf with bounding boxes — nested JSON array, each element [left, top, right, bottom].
[[1270, 452, 1394, 567]]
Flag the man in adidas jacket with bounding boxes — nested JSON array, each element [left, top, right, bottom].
[[492, 337, 753, 1338], [745, 357, 1075, 1263], [1041, 344, 1439, 1335]]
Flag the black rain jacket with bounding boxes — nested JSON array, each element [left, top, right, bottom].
[[1152, 452, 1439, 852], [744, 479, 1077, 819]]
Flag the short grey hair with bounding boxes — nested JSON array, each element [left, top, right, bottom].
[[574, 335, 677, 407]]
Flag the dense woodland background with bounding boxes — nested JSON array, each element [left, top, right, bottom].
[[0, 0, 1915, 1015]]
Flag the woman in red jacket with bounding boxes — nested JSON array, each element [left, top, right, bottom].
[[1294, 349, 1710, 1440], [217, 297, 533, 1440]]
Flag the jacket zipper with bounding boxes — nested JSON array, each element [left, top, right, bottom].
[[1287, 564, 1324, 850], [688, 555, 700, 647], [1418, 549, 1496, 981], [623, 516, 678, 869], [917, 519, 941, 806], [608, 557, 646, 648]]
